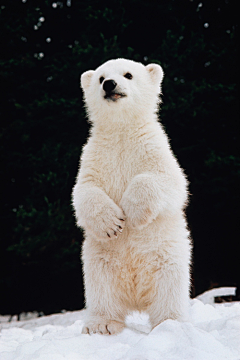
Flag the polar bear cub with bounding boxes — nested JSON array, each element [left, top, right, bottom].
[[72, 58, 191, 335]]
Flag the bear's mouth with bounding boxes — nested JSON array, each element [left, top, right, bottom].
[[104, 92, 126, 101]]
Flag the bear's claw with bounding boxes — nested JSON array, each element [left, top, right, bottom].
[[82, 320, 125, 335]]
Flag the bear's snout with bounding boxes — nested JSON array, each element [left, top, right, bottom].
[[103, 79, 117, 93]]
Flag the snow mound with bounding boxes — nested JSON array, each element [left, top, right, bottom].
[[0, 291, 240, 360]]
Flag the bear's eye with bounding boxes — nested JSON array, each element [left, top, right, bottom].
[[99, 76, 105, 84], [124, 72, 133, 80]]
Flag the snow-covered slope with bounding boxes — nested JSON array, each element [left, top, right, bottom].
[[0, 289, 240, 360]]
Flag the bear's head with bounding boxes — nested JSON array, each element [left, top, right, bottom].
[[80, 58, 164, 122]]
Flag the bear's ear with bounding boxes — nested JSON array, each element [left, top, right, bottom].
[[146, 63, 164, 85], [80, 70, 94, 90]]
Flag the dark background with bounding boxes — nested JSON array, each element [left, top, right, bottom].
[[0, 0, 239, 316]]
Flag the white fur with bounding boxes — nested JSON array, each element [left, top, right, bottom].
[[125, 311, 152, 334], [72, 58, 191, 335]]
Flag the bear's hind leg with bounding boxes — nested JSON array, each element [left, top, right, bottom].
[[82, 292, 126, 335], [147, 262, 190, 329], [82, 242, 128, 335]]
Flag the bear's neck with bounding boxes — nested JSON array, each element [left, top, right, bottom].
[[90, 108, 158, 135]]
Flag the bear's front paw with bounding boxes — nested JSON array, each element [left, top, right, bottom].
[[86, 203, 126, 241], [120, 197, 154, 229], [128, 207, 153, 229]]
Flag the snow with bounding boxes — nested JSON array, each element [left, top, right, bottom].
[[196, 286, 236, 304], [1, 288, 240, 360]]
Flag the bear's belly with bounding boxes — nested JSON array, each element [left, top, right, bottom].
[[84, 237, 161, 310], [116, 250, 159, 310]]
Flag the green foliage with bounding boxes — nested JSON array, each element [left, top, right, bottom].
[[0, 0, 239, 313]]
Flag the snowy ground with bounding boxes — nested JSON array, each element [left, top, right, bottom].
[[0, 288, 239, 360]]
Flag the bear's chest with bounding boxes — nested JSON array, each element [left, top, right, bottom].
[[81, 129, 162, 204]]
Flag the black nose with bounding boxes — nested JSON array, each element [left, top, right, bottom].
[[103, 79, 117, 93]]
